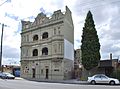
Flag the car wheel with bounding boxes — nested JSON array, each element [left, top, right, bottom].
[[91, 80, 96, 85], [109, 81, 115, 85]]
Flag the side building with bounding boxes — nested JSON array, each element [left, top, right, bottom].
[[20, 6, 74, 80], [74, 49, 82, 79]]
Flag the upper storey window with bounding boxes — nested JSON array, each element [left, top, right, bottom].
[[42, 47, 48, 55], [42, 32, 48, 39], [33, 35, 38, 41], [33, 49, 38, 56]]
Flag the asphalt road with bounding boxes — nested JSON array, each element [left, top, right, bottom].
[[0, 79, 120, 89]]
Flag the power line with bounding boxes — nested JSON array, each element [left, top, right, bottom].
[[0, 0, 11, 7], [77, 0, 102, 7], [78, 0, 120, 10], [78, 0, 120, 7]]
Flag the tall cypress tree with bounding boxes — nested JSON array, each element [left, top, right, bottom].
[[81, 11, 100, 70]]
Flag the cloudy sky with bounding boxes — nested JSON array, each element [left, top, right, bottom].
[[0, 0, 120, 65]]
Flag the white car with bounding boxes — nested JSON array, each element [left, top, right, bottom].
[[1, 72, 15, 79], [88, 74, 120, 85]]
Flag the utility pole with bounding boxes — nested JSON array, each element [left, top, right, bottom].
[[0, 0, 11, 72], [0, 24, 4, 72]]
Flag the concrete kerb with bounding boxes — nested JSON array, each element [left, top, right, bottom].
[[0, 77, 24, 80], [24, 78, 88, 85], [1, 77, 88, 84], [15, 77, 24, 80]]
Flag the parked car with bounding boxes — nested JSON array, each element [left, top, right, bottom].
[[0, 72, 3, 78], [88, 74, 120, 85], [1, 72, 15, 79]]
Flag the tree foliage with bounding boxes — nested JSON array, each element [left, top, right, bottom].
[[81, 11, 101, 70]]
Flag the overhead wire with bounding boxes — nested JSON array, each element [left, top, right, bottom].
[[78, 0, 120, 10]]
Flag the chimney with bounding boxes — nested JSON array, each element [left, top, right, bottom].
[[110, 53, 112, 60]]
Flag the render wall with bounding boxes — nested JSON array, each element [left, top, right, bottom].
[[21, 59, 65, 80], [21, 6, 74, 80]]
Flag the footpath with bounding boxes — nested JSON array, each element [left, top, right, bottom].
[[24, 78, 88, 85], [3, 77, 120, 85], [1, 77, 88, 85]]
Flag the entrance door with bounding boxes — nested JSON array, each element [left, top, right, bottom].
[[32, 68, 35, 78], [46, 69, 49, 79]]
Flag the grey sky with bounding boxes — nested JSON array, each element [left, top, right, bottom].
[[0, 0, 120, 65], [73, 0, 120, 59]]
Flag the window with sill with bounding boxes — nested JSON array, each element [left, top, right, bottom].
[[33, 35, 38, 41], [42, 32, 48, 39], [33, 49, 38, 56], [42, 47, 48, 55]]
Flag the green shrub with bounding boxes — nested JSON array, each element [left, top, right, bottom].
[[80, 77, 87, 81], [110, 69, 120, 80]]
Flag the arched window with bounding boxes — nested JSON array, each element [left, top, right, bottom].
[[42, 47, 48, 55], [33, 49, 38, 56], [33, 35, 38, 41], [42, 32, 48, 39]]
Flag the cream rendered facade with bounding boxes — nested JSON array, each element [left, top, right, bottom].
[[21, 6, 74, 80]]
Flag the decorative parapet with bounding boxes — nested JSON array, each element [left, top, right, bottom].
[[21, 8, 66, 31]]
